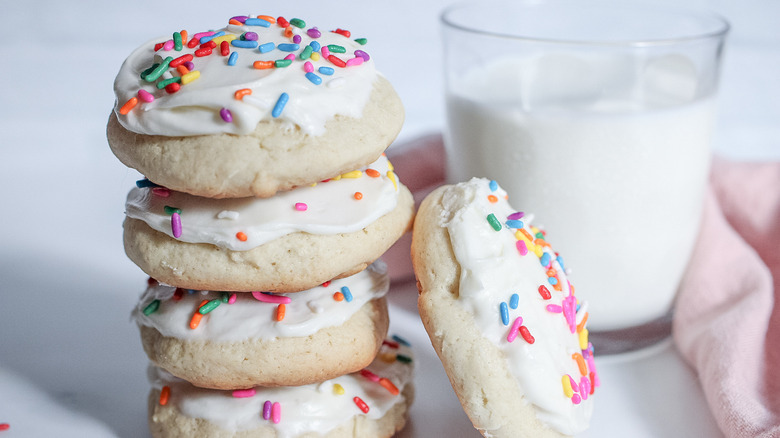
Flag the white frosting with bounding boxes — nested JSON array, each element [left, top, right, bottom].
[[125, 155, 398, 251], [114, 16, 377, 136], [440, 178, 595, 435], [148, 338, 413, 436], [133, 262, 388, 341]]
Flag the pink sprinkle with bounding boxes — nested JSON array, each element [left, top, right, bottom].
[[232, 389, 256, 398], [571, 393, 582, 404], [546, 304, 563, 313], [579, 377, 590, 400], [360, 369, 380, 382], [151, 187, 170, 197], [506, 316, 523, 342], [228, 293, 237, 304], [346, 57, 364, 67], [569, 375, 579, 391], [304, 61, 314, 73], [263, 400, 272, 420], [294, 202, 308, 211], [137, 89, 155, 103], [163, 39, 174, 51], [193, 31, 216, 39], [271, 402, 281, 424], [508, 212, 525, 220], [516, 240, 528, 256], [321, 45, 330, 58], [251, 292, 291, 304], [171, 212, 182, 238], [284, 53, 295, 61]]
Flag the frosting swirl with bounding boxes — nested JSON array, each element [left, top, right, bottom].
[[114, 15, 377, 136]]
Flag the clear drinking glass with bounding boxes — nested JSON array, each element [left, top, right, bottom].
[[442, 1, 729, 353]]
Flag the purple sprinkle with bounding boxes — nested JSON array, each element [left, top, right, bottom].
[[263, 401, 272, 420], [171, 212, 182, 238], [307, 27, 321, 38], [230, 15, 248, 23], [183, 61, 195, 71], [354, 49, 370, 61], [243, 31, 258, 41], [293, 34, 302, 44], [219, 108, 233, 123], [507, 211, 525, 220]]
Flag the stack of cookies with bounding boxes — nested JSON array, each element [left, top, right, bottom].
[[107, 14, 415, 437]]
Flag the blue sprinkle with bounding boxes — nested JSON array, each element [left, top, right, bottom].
[[340, 286, 353, 302], [272, 93, 289, 118], [244, 18, 271, 27], [227, 51, 238, 66], [505, 219, 524, 229], [305, 72, 322, 85], [509, 294, 519, 309], [489, 180, 498, 191], [199, 31, 225, 44], [277, 43, 300, 52], [540, 252, 551, 267], [258, 42, 276, 53], [318, 66, 334, 75], [392, 334, 411, 347], [135, 178, 158, 188], [231, 40, 258, 49], [556, 255, 566, 271], [576, 302, 581, 312], [548, 276, 558, 286], [500, 302, 509, 326], [309, 41, 321, 51]]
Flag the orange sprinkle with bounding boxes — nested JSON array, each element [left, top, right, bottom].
[[577, 312, 589, 333], [257, 15, 276, 23], [234, 88, 252, 100], [189, 300, 209, 329], [276, 304, 286, 321], [159, 386, 171, 405], [229, 19, 243, 26], [119, 97, 138, 115], [333, 292, 344, 301], [284, 27, 293, 38], [546, 268, 557, 277], [572, 353, 588, 376], [236, 231, 248, 242], [365, 168, 380, 178], [176, 65, 190, 76], [378, 378, 399, 395], [253, 60, 274, 69], [534, 238, 551, 248], [354, 192, 363, 200], [487, 195, 498, 203], [180, 30, 188, 44], [519, 228, 534, 242], [553, 282, 563, 292]]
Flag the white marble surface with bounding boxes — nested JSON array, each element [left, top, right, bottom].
[[0, 0, 777, 436]]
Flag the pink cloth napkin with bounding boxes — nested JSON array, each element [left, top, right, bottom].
[[385, 134, 780, 437]]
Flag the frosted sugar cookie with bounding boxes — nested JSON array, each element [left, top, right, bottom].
[[134, 263, 390, 389], [108, 14, 403, 198], [146, 336, 414, 437], [123, 155, 414, 292], [412, 178, 598, 437]]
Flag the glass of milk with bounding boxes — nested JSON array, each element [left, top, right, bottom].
[[442, 1, 729, 353]]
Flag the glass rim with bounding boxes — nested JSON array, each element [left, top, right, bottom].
[[440, 1, 730, 47]]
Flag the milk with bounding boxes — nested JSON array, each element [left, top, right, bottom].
[[445, 56, 716, 331]]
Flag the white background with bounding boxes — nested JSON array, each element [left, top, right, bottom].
[[0, 0, 777, 436]]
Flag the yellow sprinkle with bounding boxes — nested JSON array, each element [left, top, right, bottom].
[[310, 182, 317, 187], [341, 170, 362, 179], [333, 383, 345, 395], [533, 245, 544, 258], [181, 70, 201, 85], [386, 159, 394, 172], [579, 328, 589, 350], [211, 34, 238, 45], [331, 175, 342, 181], [387, 171, 398, 190], [311, 52, 321, 61], [562, 375, 574, 398], [378, 351, 397, 363]]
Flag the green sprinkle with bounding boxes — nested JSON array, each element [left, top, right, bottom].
[[173, 32, 182, 51], [163, 206, 182, 215], [198, 299, 221, 315], [144, 56, 173, 82], [289, 18, 306, 28], [299, 45, 313, 60], [220, 292, 230, 303], [274, 59, 292, 68], [143, 299, 160, 316], [156, 76, 181, 89], [327, 44, 346, 53], [354, 38, 367, 45], [140, 63, 159, 80], [487, 213, 502, 231], [396, 354, 413, 364], [535, 232, 545, 239]]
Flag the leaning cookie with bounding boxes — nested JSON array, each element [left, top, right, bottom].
[[134, 263, 390, 390], [108, 15, 403, 199], [123, 155, 414, 292], [411, 178, 598, 437], [146, 337, 414, 438]]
